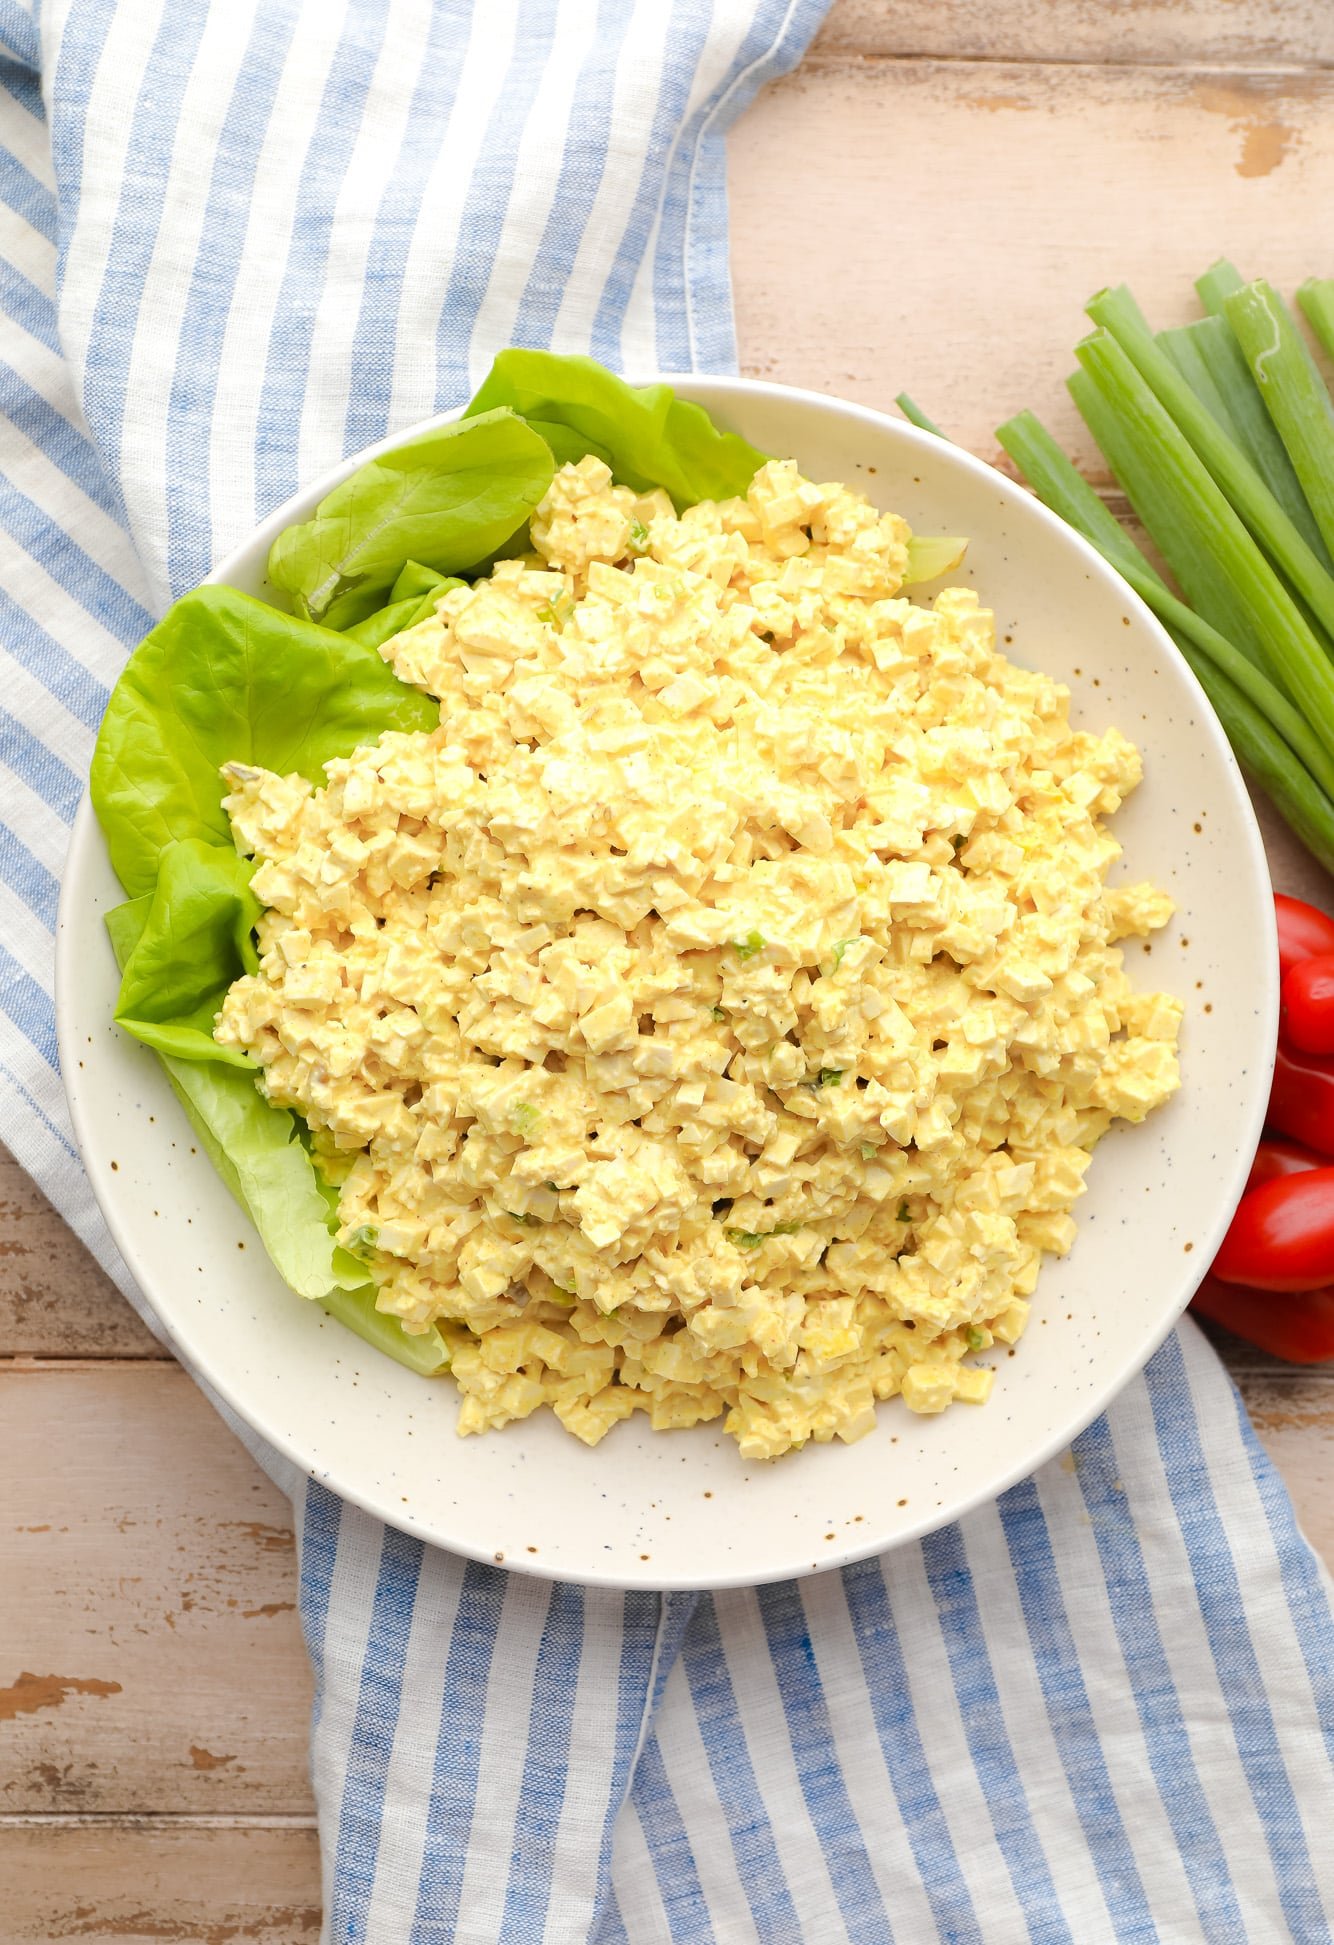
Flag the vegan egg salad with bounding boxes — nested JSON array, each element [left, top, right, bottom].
[[214, 455, 1181, 1461]]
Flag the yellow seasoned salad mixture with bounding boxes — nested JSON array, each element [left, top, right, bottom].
[[215, 455, 1181, 1460]]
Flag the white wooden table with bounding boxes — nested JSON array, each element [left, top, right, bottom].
[[6, 3, 1334, 1932]]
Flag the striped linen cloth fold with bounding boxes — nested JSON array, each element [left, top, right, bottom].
[[1, 1, 1332, 1937]]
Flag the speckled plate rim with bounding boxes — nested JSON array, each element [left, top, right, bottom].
[[57, 374, 1279, 1589]]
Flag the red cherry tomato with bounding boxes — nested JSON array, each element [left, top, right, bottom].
[[1268, 1040, 1334, 1158], [1213, 1168, 1334, 1290], [1192, 1275, 1334, 1364], [1246, 1137, 1323, 1194], [1282, 953, 1334, 1055], [1276, 892, 1334, 981]]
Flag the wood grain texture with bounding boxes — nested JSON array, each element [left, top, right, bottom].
[[1, 1823, 320, 1942], [1235, 1361, 1334, 1556], [730, 54, 1334, 476], [0, 1367, 312, 1818], [0, 1148, 158, 1359], [817, 0, 1334, 67]]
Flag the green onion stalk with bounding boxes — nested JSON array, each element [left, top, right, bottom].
[[1084, 283, 1334, 650], [906, 268, 1334, 878], [1224, 278, 1334, 566], [996, 409, 1334, 874]]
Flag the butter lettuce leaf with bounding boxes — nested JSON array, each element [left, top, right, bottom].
[[341, 593, 437, 652], [266, 406, 553, 629], [319, 1284, 450, 1375], [90, 583, 439, 900], [104, 894, 355, 1301], [389, 559, 461, 603], [342, 563, 463, 650], [465, 350, 768, 510], [113, 839, 260, 1067]]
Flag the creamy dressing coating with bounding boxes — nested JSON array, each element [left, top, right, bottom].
[[215, 455, 1181, 1460]]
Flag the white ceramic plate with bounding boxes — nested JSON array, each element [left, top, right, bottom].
[[58, 376, 1277, 1589]]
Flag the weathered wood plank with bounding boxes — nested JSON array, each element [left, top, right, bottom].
[[0, 1148, 158, 1359], [816, 0, 1334, 67], [0, 1366, 312, 1816], [731, 56, 1334, 478], [0, 1822, 320, 1942], [1233, 1362, 1334, 1561]]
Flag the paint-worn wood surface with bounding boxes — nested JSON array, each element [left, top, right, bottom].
[[732, 32, 1334, 473], [5, 3, 1334, 1934], [3, 1825, 321, 1942], [2, 1366, 311, 1819]]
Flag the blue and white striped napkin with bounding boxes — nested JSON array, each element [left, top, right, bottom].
[[2, 3, 1333, 1938]]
